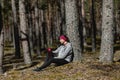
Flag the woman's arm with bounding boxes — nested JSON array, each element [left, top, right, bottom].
[[54, 43, 72, 59], [52, 46, 62, 54]]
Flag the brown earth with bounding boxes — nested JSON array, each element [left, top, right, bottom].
[[0, 51, 120, 80]]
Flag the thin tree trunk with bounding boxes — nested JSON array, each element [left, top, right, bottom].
[[27, 7, 34, 55], [39, 10, 45, 49], [59, 0, 66, 35], [19, 0, 32, 65], [90, 0, 96, 52], [0, 29, 4, 74], [81, 0, 87, 46], [0, 1, 4, 73], [34, 1, 41, 56], [99, 0, 114, 63], [11, 0, 21, 58], [45, 1, 52, 47], [65, 0, 82, 61], [115, 0, 120, 41], [8, 23, 13, 42], [75, 0, 84, 53], [54, 1, 61, 40]]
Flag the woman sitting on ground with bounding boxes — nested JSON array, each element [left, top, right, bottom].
[[33, 35, 74, 71]]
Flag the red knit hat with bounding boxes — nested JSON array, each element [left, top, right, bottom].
[[59, 35, 67, 41]]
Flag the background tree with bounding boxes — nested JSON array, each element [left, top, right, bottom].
[[11, 0, 21, 58], [0, 0, 4, 74], [19, 0, 32, 65], [34, 0, 41, 56], [99, 0, 114, 63], [115, 0, 120, 41], [90, 0, 96, 52], [0, 30, 4, 74], [81, 0, 87, 51]]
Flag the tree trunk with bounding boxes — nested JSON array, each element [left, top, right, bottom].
[[53, 1, 61, 40], [35, 0, 41, 56], [77, 0, 85, 52], [90, 0, 96, 52], [99, 0, 114, 63], [39, 10, 45, 49], [45, 1, 52, 47], [11, 0, 21, 58], [0, 29, 4, 74], [19, 0, 32, 65], [59, 0, 66, 35], [27, 2, 34, 55], [65, 0, 82, 61], [0, 1, 4, 73], [115, 0, 120, 41], [81, 0, 87, 50]]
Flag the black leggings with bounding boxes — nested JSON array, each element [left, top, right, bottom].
[[37, 53, 69, 70]]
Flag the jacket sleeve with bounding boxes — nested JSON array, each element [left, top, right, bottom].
[[52, 46, 62, 54], [54, 43, 72, 59]]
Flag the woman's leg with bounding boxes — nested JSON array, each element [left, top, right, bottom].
[[33, 58, 54, 71], [33, 58, 69, 71], [33, 52, 69, 71], [52, 59, 69, 66], [39, 58, 69, 69], [44, 52, 54, 62]]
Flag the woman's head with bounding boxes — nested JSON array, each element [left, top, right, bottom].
[[59, 35, 68, 44]]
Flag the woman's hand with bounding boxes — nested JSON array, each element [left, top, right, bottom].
[[47, 48, 52, 52]]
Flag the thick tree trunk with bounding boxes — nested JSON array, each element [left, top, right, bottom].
[[99, 0, 114, 63], [65, 0, 82, 61], [19, 0, 32, 65], [11, 0, 21, 58]]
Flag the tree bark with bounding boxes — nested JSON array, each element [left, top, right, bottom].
[[19, 0, 32, 65], [28, 11, 34, 55], [45, 1, 52, 47], [0, 1, 4, 73], [35, 0, 41, 56], [81, 0, 86, 44], [65, 0, 82, 61], [99, 0, 114, 63], [39, 10, 45, 49], [11, 0, 21, 58], [26, 2, 34, 55], [115, 0, 120, 41], [0, 29, 4, 74], [59, 0, 66, 35], [75, 0, 84, 53], [90, 0, 96, 52]]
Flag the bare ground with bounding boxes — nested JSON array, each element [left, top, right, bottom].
[[0, 51, 120, 80]]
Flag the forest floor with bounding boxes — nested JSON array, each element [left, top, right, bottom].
[[0, 41, 120, 80]]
